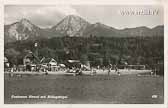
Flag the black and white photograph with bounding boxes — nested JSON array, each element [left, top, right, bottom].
[[4, 4, 164, 104]]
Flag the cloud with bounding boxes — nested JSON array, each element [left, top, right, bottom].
[[5, 5, 163, 29], [46, 6, 80, 16], [5, 5, 80, 28]]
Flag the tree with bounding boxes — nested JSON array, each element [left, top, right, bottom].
[[5, 48, 20, 66], [80, 54, 88, 64], [38, 47, 58, 60]]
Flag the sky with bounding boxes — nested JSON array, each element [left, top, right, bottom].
[[5, 5, 163, 29]]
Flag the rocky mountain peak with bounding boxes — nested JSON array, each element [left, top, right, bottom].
[[4, 15, 164, 43], [18, 18, 34, 31], [5, 18, 41, 42], [52, 15, 90, 37]]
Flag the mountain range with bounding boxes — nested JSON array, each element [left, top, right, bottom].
[[4, 15, 164, 43]]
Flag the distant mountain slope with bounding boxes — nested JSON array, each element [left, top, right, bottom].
[[120, 26, 152, 37], [83, 22, 121, 37], [119, 26, 164, 37], [84, 24, 164, 37], [4, 15, 164, 43], [150, 25, 164, 36]]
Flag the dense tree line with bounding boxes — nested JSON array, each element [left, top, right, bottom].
[[5, 36, 164, 69]]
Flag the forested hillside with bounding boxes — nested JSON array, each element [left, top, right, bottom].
[[5, 36, 164, 68]]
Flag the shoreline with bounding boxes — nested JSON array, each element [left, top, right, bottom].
[[4, 69, 152, 75]]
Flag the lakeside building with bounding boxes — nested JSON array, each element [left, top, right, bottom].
[[23, 51, 40, 71], [40, 58, 58, 71]]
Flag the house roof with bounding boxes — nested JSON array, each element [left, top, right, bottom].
[[24, 51, 40, 64], [68, 60, 80, 63], [4, 56, 8, 62], [41, 58, 56, 64]]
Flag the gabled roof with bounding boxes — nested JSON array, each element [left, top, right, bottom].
[[24, 51, 40, 64], [41, 58, 56, 64]]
